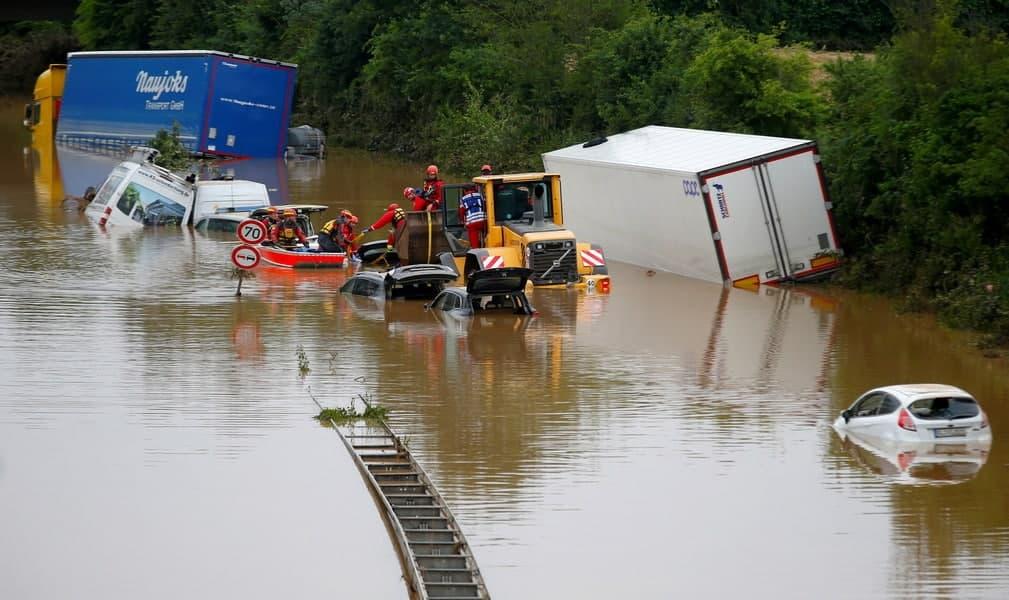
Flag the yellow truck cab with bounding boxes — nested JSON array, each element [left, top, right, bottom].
[[24, 64, 66, 139], [437, 172, 610, 290]]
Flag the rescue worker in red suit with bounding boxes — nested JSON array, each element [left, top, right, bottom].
[[419, 164, 443, 212], [402, 187, 424, 212], [363, 202, 407, 247], [271, 208, 310, 249], [258, 206, 281, 239], [458, 184, 487, 248], [318, 211, 349, 253], [339, 211, 359, 253]]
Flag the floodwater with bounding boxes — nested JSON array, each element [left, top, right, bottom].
[[2, 97, 1009, 599]]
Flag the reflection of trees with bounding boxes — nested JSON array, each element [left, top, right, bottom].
[[346, 298, 620, 506], [121, 184, 141, 213], [828, 291, 1009, 595]]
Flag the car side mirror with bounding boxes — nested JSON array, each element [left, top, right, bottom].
[[842, 409, 852, 423]]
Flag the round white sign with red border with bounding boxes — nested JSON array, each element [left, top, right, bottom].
[[237, 218, 268, 244], [231, 244, 261, 270]]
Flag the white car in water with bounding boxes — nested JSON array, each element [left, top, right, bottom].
[[834, 384, 991, 444]]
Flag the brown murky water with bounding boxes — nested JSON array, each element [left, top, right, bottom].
[[2, 98, 1008, 599]]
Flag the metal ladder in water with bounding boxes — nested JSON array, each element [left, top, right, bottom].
[[328, 416, 490, 600]]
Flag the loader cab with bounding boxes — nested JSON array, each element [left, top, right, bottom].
[[482, 175, 559, 227]]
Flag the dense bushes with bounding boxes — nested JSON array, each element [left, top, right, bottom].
[[0, 21, 76, 94], [820, 12, 1009, 344]]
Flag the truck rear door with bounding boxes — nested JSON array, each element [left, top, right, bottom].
[[758, 149, 840, 280], [701, 168, 787, 286], [202, 56, 296, 157]]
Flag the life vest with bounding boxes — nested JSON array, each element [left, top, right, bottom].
[[320, 219, 338, 235], [391, 207, 406, 225], [278, 219, 299, 242], [460, 191, 486, 225]]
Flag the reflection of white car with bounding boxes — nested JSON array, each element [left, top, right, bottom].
[[834, 384, 991, 444], [836, 429, 990, 485]]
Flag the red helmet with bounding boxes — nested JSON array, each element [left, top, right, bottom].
[[480, 164, 492, 174], [426, 165, 439, 178], [388, 202, 400, 211], [266, 206, 278, 214], [402, 187, 415, 199], [350, 215, 359, 224], [340, 209, 354, 219]]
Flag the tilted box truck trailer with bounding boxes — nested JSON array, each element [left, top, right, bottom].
[[542, 125, 842, 287], [55, 51, 296, 158]]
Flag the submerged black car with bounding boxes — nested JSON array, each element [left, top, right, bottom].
[[340, 264, 459, 300], [427, 267, 535, 316]]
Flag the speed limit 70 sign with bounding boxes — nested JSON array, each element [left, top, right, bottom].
[[237, 218, 268, 244], [231, 244, 261, 270]]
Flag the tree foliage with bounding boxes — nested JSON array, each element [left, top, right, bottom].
[[821, 9, 1009, 342], [149, 123, 193, 172], [0, 21, 76, 93]]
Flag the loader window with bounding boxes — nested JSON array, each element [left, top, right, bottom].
[[493, 181, 553, 222]]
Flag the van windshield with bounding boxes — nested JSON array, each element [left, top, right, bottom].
[[117, 181, 188, 226]]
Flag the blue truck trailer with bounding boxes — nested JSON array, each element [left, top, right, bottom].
[[55, 50, 297, 158]]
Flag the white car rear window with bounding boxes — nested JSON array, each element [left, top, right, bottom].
[[909, 397, 979, 420]]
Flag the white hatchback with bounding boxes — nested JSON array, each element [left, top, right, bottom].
[[834, 384, 991, 444]]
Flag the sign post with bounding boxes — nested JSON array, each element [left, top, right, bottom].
[[231, 243, 261, 296]]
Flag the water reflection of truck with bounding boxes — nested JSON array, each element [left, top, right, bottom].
[[377, 173, 611, 290], [24, 51, 297, 158]]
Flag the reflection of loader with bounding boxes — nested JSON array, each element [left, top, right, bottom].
[[362, 173, 611, 291]]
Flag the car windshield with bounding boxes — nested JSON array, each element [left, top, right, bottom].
[[908, 397, 980, 420]]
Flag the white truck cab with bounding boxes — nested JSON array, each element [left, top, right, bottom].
[[86, 152, 270, 229]]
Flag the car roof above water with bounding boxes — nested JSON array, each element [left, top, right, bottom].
[[872, 384, 972, 400]]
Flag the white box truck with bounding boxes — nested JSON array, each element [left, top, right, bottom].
[[542, 125, 842, 287]]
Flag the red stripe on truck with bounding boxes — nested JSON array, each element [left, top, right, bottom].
[[699, 184, 730, 283]]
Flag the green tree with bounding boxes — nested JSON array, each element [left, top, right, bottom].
[[0, 21, 77, 93], [682, 30, 822, 137], [75, 0, 157, 50]]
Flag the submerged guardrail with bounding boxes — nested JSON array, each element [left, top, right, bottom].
[[313, 395, 490, 600]]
